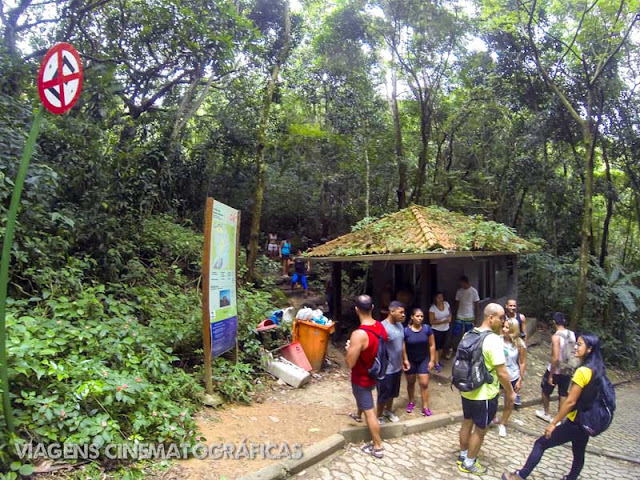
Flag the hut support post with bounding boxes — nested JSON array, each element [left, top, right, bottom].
[[420, 260, 431, 309], [331, 262, 342, 321]]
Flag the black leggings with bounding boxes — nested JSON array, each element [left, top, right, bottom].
[[519, 420, 589, 480]]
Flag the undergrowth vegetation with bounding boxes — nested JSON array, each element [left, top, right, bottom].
[[0, 215, 278, 474]]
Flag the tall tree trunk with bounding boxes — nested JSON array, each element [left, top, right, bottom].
[[572, 118, 597, 331], [364, 141, 370, 218], [411, 98, 431, 205], [246, 2, 291, 282], [389, 58, 407, 210], [599, 139, 614, 268]]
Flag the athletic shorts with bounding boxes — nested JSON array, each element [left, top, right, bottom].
[[281, 254, 290, 260], [268, 244, 278, 252], [541, 369, 571, 397], [377, 371, 401, 404], [406, 357, 430, 375], [433, 329, 448, 350], [461, 395, 498, 429], [351, 383, 375, 411], [451, 319, 474, 337]]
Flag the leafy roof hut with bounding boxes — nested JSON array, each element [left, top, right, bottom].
[[304, 205, 539, 328]]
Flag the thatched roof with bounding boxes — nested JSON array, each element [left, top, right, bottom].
[[305, 205, 539, 261]]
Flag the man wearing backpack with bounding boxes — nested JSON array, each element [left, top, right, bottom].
[[345, 295, 387, 459], [536, 312, 578, 423], [456, 303, 516, 475]]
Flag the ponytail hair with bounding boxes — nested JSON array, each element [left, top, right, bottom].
[[580, 332, 606, 380]]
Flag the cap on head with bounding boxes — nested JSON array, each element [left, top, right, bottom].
[[553, 312, 566, 326], [355, 295, 373, 313]]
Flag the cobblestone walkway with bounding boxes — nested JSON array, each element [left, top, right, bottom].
[[296, 383, 640, 480]]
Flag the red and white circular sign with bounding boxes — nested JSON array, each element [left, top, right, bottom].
[[37, 43, 83, 115]]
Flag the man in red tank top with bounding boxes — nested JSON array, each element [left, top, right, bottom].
[[345, 295, 387, 458]]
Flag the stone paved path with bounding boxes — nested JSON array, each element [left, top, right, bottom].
[[295, 383, 640, 480]]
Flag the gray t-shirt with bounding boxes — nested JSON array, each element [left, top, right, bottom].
[[382, 319, 405, 374]]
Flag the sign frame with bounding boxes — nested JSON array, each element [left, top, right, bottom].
[[202, 198, 240, 393]]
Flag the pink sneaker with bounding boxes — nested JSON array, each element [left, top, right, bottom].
[[406, 401, 415, 413], [421, 408, 432, 417]]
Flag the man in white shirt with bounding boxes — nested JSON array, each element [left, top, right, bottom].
[[451, 275, 480, 355]]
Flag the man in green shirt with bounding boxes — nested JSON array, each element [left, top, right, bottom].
[[458, 303, 516, 475]]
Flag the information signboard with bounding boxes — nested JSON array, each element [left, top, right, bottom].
[[202, 198, 239, 383]]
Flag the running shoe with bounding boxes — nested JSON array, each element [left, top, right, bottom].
[[406, 401, 415, 413], [515, 394, 521, 406], [456, 454, 465, 465], [421, 407, 432, 417], [502, 473, 524, 480], [348, 412, 362, 423], [459, 459, 487, 475], [377, 417, 385, 425], [434, 363, 442, 373], [383, 409, 400, 423], [535, 409, 553, 423], [361, 442, 384, 459], [498, 424, 507, 437]]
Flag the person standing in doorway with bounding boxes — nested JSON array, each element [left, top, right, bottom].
[[505, 298, 528, 344], [457, 303, 515, 475], [428, 291, 451, 373], [451, 276, 480, 355], [345, 295, 387, 459], [376, 301, 405, 424], [535, 312, 577, 423]]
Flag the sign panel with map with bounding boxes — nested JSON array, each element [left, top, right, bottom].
[[204, 199, 239, 358]]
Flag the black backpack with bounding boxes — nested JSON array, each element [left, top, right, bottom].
[[359, 326, 388, 381], [451, 329, 494, 392], [577, 375, 616, 436]]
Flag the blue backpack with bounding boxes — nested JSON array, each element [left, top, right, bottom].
[[577, 375, 616, 436], [359, 326, 388, 381]]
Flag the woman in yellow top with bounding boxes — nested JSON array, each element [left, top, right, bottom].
[[502, 332, 604, 480]]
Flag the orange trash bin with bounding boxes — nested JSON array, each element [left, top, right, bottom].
[[292, 318, 336, 371]]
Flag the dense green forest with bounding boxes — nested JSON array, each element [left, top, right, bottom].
[[1, 0, 639, 475]]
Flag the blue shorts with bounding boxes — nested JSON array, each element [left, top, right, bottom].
[[377, 371, 401, 404], [452, 319, 474, 337], [351, 383, 375, 411], [406, 357, 430, 375], [291, 273, 308, 290]]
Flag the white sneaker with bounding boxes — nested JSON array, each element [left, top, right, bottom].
[[498, 424, 507, 437], [377, 417, 385, 425], [535, 409, 553, 423], [383, 409, 400, 423]]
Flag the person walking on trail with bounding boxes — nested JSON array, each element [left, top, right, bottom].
[[291, 250, 310, 297], [403, 308, 436, 417], [266, 232, 279, 258], [345, 295, 387, 459], [376, 301, 405, 424], [536, 312, 577, 423], [428, 291, 451, 373], [457, 303, 516, 475], [279, 238, 292, 276], [451, 276, 480, 357], [505, 298, 528, 344], [502, 333, 606, 480], [496, 319, 526, 437]]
